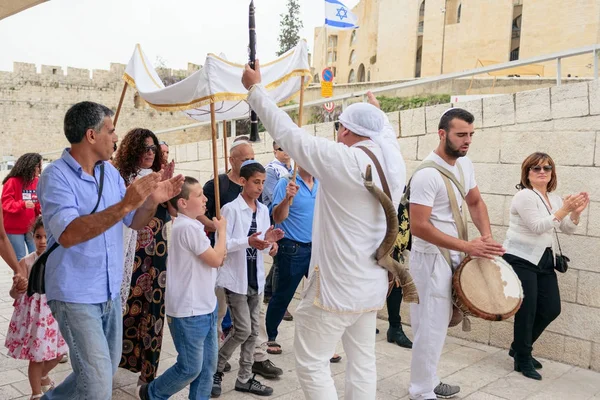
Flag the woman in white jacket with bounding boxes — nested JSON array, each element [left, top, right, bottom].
[[503, 152, 589, 380]]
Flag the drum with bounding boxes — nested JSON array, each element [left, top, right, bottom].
[[453, 256, 523, 322]]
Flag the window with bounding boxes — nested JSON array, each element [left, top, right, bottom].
[[457, 4, 461, 23], [510, 47, 520, 61], [417, 21, 424, 35], [415, 46, 423, 78], [351, 30, 357, 45], [358, 64, 366, 82], [348, 69, 356, 83], [313, 74, 320, 83], [328, 51, 338, 63], [349, 50, 356, 65], [333, 67, 337, 77], [328, 35, 338, 48], [419, 1, 425, 17]]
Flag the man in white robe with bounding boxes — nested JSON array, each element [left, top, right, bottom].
[[242, 61, 406, 400]]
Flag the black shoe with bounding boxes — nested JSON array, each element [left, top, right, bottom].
[[387, 326, 413, 349], [224, 361, 231, 372], [211, 371, 224, 398], [376, 328, 380, 334], [509, 346, 542, 369], [514, 355, 542, 380], [283, 309, 294, 321], [235, 375, 274, 396], [263, 294, 272, 304], [252, 359, 283, 379], [137, 383, 149, 400]]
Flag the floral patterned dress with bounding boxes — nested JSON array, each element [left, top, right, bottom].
[[119, 204, 170, 383], [4, 252, 68, 362]]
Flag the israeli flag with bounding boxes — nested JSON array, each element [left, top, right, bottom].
[[324, 0, 359, 30]]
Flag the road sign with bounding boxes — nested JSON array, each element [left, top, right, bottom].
[[321, 81, 333, 98], [322, 68, 334, 82], [324, 102, 335, 112]]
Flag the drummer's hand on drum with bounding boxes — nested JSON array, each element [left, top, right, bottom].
[[466, 235, 505, 259]]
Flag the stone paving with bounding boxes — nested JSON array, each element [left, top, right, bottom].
[[0, 263, 599, 400]]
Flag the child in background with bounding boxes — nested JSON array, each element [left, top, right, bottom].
[[212, 160, 284, 397], [138, 177, 227, 400], [5, 216, 67, 400]]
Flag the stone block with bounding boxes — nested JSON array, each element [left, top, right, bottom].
[[554, 115, 600, 131], [516, 88, 551, 123], [417, 134, 439, 160], [555, 166, 600, 202], [547, 301, 600, 341], [468, 128, 501, 163], [400, 107, 426, 137], [587, 201, 600, 237], [425, 103, 452, 133], [175, 144, 188, 163], [314, 122, 333, 139], [488, 321, 513, 349], [482, 95, 515, 128], [589, 81, 600, 116], [472, 163, 521, 196], [562, 337, 592, 368], [558, 234, 600, 273], [551, 82, 590, 119], [398, 136, 418, 161], [501, 120, 554, 132], [186, 142, 199, 162], [500, 131, 595, 166], [198, 141, 211, 161], [405, 160, 421, 180], [477, 194, 506, 226], [531, 329, 565, 361], [592, 343, 600, 372], [453, 99, 483, 129], [386, 111, 400, 136], [448, 317, 491, 345], [597, 133, 600, 167], [557, 268, 578, 303], [577, 271, 600, 308]]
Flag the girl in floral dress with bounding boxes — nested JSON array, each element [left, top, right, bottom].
[[5, 217, 68, 399]]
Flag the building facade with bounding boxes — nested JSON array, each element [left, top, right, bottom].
[[313, 0, 600, 84]]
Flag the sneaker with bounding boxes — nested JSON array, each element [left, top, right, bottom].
[[224, 361, 231, 372], [211, 371, 224, 398], [252, 359, 283, 379], [235, 375, 274, 396], [137, 383, 149, 400], [434, 382, 460, 399]]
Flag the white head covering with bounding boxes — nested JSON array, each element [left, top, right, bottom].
[[339, 103, 404, 193]]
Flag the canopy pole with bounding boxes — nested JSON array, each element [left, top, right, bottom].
[[289, 76, 305, 207], [211, 103, 221, 218], [223, 120, 229, 172], [113, 82, 128, 127]]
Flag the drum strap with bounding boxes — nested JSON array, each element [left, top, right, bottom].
[[438, 164, 468, 268]]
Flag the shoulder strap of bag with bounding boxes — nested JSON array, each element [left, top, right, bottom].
[[357, 146, 391, 199], [531, 189, 565, 257], [401, 160, 467, 206]]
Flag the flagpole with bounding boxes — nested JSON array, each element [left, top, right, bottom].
[[223, 120, 229, 172], [210, 102, 221, 219], [113, 82, 128, 128]]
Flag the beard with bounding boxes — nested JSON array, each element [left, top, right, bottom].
[[445, 137, 468, 158]]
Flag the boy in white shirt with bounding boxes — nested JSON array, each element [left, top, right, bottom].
[[212, 160, 284, 398], [138, 177, 227, 400]]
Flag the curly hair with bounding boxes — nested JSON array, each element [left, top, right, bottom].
[[2, 153, 42, 186], [30, 215, 44, 235], [113, 128, 164, 185]]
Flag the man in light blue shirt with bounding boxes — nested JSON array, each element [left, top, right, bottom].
[[265, 166, 318, 348], [38, 101, 183, 400]]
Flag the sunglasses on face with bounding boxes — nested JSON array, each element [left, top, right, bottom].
[[145, 145, 157, 154], [334, 121, 340, 131], [530, 165, 553, 173]]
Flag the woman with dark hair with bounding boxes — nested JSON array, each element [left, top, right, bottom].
[[1, 153, 42, 260], [503, 152, 589, 380], [113, 128, 174, 385]]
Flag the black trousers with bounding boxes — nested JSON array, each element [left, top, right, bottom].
[[504, 249, 561, 357], [386, 285, 403, 328]]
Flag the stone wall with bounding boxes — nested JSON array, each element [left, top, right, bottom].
[[167, 81, 600, 372]]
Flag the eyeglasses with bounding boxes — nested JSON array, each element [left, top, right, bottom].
[[158, 141, 168, 146], [334, 121, 340, 131], [530, 165, 553, 173], [144, 145, 157, 154]]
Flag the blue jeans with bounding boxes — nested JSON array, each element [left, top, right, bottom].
[[148, 308, 218, 400], [265, 238, 311, 341], [43, 298, 122, 400], [7, 233, 34, 261]]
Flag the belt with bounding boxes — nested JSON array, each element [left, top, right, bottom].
[[279, 237, 311, 248]]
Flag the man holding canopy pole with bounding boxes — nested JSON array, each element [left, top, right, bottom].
[[242, 61, 407, 399]]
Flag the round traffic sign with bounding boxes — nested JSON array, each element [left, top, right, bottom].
[[322, 68, 334, 82], [324, 102, 335, 112]]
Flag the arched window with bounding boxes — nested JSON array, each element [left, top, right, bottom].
[[419, 1, 425, 17], [348, 69, 356, 83], [349, 50, 356, 65], [357, 64, 366, 82], [313, 74, 320, 83], [457, 4, 462, 23], [415, 46, 423, 78], [418, 20, 424, 34], [351, 30, 357, 45]]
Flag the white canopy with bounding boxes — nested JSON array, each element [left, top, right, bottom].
[[123, 41, 312, 122], [0, 0, 47, 20]]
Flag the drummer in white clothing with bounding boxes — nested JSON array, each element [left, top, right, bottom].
[[408, 108, 504, 400], [242, 61, 405, 400]]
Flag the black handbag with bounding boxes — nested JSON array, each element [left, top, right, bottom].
[[532, 190, 570, 273], [27, 164, 105, 296]]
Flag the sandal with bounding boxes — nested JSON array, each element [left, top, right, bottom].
[[41, 375, 55, 393], [330, 355, 342, 363], [31, 395, 43, 400], [266, 341, 282, 355]]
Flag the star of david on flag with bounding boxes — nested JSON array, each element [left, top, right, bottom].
[[324, 0, 359, 30]]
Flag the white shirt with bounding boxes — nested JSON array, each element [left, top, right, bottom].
[[248, 85, 406, 313], [504, 188, 577, 265], [216, 194, 272, 295], [410, 152, 477, 264], [165, 214, 215, 318]]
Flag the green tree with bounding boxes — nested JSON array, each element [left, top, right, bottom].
[[277, 0, 303, 56]]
